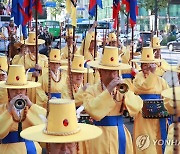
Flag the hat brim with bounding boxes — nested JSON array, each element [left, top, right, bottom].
[[20, 123, 102, 143], [87, 61, 131, 70], [0, 81, 41, 89], [131, 58, 162, 63], [161, 87, 180, 101], [60, 66, 94, 73], [153, 46, 166, 49], [21, 39, 45, 45], [50, 60, 61, 64]]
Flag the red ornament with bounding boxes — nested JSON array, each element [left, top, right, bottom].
[[79, 64, 82, 67], [16, 76, 20, 81], [54, 55, 57, 58], [147, 54, 150, 58], [63, 119, 69, 127], [110, 57, 114, 61], [131, 68, 136, 77]]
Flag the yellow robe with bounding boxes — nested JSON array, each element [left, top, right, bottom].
[[61, 45, 80, 60], [133, 72, 169, 154], [0, 88, 8, 105], [36, 71, 67, 108], [155, 58, 170, 77], [83, 82, 143, 154], [12, 54, 23, 64], [18, 53, 48, 103], [164, 123, 180, 154], [0, 104, 46, 154]]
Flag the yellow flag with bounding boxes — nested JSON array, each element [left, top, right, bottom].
[[66, 0, 77, 27]]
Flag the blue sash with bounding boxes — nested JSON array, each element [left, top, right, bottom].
[[29, 68, 36, 72], [51, 93, 61, 98], [94, 116, 126, 154], [2, 131, 36, 154], [139, 94, 167, 154], [122, 73, 133, 79]]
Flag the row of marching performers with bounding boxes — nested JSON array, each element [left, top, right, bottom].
[[0, 22, 180, 154]]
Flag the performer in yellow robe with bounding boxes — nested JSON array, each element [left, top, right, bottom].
[[60, 54, 93, 107], [61, 28, 79, 60], [132, 47, 169, 154], [17, 32, 48, 103], [83, 46, 143, 154], [36, 49, 67, 108], [0, 56, 8, 105], [152, 37, 170, 77], [0, 65, 46, 154], [79, 21, 102, 85], [161, 87, 180, 154]]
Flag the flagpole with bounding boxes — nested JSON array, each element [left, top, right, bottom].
[[117, 13, 120, 48], [72, 25, 76, 60], [35, 0, 38, 82], [131, 26, 134, 68], [94, 4, 97, 60]]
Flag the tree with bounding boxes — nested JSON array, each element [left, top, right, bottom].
[[139, 0, 168, 14], [50, 0, 64, 18]]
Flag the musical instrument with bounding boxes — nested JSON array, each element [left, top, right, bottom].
[[142, 99, 169, 119], [14, 98, 26, 110], [117, 83, 129, 94]]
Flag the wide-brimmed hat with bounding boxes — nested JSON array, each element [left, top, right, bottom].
[[108, 32, 117, 42], [21, 99, 102, 143], [49, 49, 61, 63], [161, 87, 180, 116], [21, 32, 45, 45], [131, 47, 162, 63], [60, 55, 93, 73], [0, 65, 41, 89], [0, 56, 8, 72], [87, 46, 131, 70], [151, 37, 165, 49]]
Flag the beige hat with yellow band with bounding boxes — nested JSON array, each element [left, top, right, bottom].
[[131, 47, 162, 63], [0, 56, 8, 72], [60, 55, 93, 73], [49, 49, 61, 63], [20, 99, 102, 143], [88, 46, 131, 70], [22, 32, 45, 45], [0, 65, 41, 89]]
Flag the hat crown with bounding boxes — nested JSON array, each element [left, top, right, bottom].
[[0, 56, 8, 71], [108, 33, 117, 42], [101, 46, 119, 67], [27, 32, 36, 43], [45, 99, 80, 135], [141, 47, 155, 61], [6, 65, 28, 86], [72, 55, 85, 71], [50, 49, 61, 62], [152, 37, 161, 48]]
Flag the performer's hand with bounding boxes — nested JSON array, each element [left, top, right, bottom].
[[149, 63, 156, 73], [92, 21, 98, 28], [35, 64, 42, 71], [107, 77, 123, 94], [82, 83, 90, 91], [32, 71, 40, 77]]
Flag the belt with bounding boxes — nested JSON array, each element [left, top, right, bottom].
[[139, 94, 166, 153], [122, 73, 133, 79], [2, 131, 37, 154], [51, 93, 61, 98], [94, 116, 126, 154]]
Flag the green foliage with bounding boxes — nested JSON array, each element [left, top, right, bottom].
[[50, 0, 64, 17], [139, 0, 168, 12]]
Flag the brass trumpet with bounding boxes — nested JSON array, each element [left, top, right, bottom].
[[117, 83, 129, 94], [14, 99, 26, 110]]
